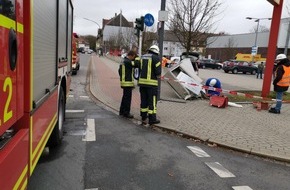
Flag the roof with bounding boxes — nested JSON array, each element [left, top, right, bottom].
[[103, 13, 133, 28]]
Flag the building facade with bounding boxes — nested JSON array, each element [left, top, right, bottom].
[[206, 17, 290, 61]]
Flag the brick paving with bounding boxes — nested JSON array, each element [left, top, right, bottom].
[[89, 55, 290, 162]]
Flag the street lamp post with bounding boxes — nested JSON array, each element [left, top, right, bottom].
[[83, 18, 102, 53], [83, 17, 101, 28], [246, 17, 271, 61]]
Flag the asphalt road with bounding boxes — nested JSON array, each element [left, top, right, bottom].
[[28, 54, 290, 190]]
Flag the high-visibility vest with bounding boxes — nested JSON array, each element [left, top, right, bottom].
[[277, 65, 290, 87]]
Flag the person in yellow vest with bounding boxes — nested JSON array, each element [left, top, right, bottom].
[[118, 50, 137, 118], [269, 54, 290, 114], [139, 45, 162, 125]]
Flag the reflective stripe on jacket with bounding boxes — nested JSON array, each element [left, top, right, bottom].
[[119, 57, 135, 87], [138, 54, 161, 87], [277, 65, 290, 87]]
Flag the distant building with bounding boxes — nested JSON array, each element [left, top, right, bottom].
[[101, 12, 135, 53], [206, 17, 290, 61]]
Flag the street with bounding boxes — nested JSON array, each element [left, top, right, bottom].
[[28, 54, 290, 190]]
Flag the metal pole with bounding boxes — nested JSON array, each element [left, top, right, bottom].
[[139, 31, 142, 56], [284, 20, 290, 55], [157, 0, 166, 101], [262, 0, 284, 97], [254, 19, 260, 47]]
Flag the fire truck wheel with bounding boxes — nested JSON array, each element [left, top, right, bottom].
[[48, 87, 65, 148]]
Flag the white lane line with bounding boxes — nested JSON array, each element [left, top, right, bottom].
[[68, 95, 74, 98], [66, 109, 85, 113], [83, 119, 96, 141], [85, 188, 99, 190], [80, 95, 89, 98], [205, 162, 235, 178], [232, 186, 253, 190], [187, 146, 210, 157]]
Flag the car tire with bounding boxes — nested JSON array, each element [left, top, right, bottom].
[[252, 70, 257, 75], [202, 65, 206, 69], [233, 68, 238, 74], [217, 66, 221, 70], [224, 70, 229, 73]]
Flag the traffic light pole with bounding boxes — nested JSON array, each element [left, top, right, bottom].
[[157, 0, 166, 101], [138, 31, 142, 56]]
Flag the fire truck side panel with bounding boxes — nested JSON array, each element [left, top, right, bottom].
[[0, 0, 73, 189], [33, 0, 57, 104], [0, 129, 29, 190], [31, 90, 58, 173], [67, 1, 73, 73], [0, 1, 28, 189], [0, 0, 24, 137]]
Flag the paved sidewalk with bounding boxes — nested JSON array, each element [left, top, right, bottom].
[[88, 55, 290, 162]]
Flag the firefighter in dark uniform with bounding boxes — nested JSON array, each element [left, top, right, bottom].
[[138, 45, 162, 125], [118, 50, 137, 118]]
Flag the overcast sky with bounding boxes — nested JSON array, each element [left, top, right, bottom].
[[73, 0, 289, 36]]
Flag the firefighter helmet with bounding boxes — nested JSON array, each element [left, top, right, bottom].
[[276, 54, 287, 61], [149, 45, 160, 55]]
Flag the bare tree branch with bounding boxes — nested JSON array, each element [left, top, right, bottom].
[[167, 0, 222, 53]]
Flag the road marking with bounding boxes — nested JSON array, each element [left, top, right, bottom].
[[80, 95, 89, 98], [205, 162, 235, 178], [187, 146, 210, 157], [85, 188, 99, 190], [83, 119, 96, 141], [66, 109, 85, 113], [232, 186, 253, 190], [68, 95, 74, 98]]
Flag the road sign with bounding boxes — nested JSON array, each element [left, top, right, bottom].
[[251, 46, 258, 55], [144, 13, 154, 27]]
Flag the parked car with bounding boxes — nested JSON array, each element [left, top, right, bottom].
[[198, 59, 223, 69], [223, 60, 258, 74]]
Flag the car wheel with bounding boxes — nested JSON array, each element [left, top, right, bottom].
[[224, 70, 229, 73], [217, 66, 221, 70], [252, 70, 257, 75], [202, 65, 206, 69], [233, 68, 238, 74]]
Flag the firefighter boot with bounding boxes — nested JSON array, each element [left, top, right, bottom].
[[149, 114, 160, 125], [141, 112, 148, 124]]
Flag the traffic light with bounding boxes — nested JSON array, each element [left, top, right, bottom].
[[135, 16, 144, 32]]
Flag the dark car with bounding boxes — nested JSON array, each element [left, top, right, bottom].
[[223, 60, 258, 74], [198, 59, 223, 69]]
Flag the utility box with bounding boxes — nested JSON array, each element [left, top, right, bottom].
[[164, 58, 203, 100]]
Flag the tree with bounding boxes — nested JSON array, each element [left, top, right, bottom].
[[167, 0, 222, 53], [83, 35, 98, 51], [249, 25, 270, 33], [224, 37, 237, 60]]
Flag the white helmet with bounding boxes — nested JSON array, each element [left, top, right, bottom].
[[276, 54, 287, 61], [209, 79, 217, 87], [149, 45, 160, 55]]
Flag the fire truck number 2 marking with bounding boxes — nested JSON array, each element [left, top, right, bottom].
[[1, 77, 13, 126]]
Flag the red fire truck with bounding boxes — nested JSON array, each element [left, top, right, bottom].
[[72, 32, 80, 75], [0, 0, 73, 189]]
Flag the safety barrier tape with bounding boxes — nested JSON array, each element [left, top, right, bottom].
[[160, 76, 290, 103]]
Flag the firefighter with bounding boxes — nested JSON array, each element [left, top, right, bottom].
[[118, 50, 137, 118], [269, 54, 290, 114], [138, 45, 162, 125]]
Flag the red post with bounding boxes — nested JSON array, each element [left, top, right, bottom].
[[261, 0, 284, 97]]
